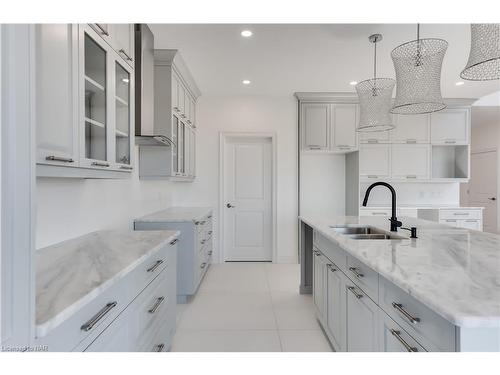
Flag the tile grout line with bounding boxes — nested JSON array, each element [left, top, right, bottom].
[[264, 264, 284, 352]]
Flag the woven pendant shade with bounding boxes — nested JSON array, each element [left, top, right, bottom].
[[356, 34, 395, 132], [461, 23, 500, 81], [391, 25, 448, 114]]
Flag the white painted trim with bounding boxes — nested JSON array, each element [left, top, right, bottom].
[[219, 132, 278, 263]]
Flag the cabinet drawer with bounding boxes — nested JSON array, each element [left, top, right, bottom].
[[313, 231, 347, 272], [379, 277, 455, 351], [439, 209, 482, 220], [379, 311, 427, 352], [346, 255, 379, 303], [130, 239, 177, 298]]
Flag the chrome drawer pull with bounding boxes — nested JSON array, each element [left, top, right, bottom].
[[349, 267, 364, 278], [406, 139, 417, 144], [147, 260, 164, 273], [367, 175, 379, 179], [392, 302, 420, 324], [207, 215, 213, 219], [81, 301, 117, 331], [148, 297, 165, 314], [367, 139, 378, 144], [347, 286, 363, 299], [453, 212, 469, 216], [200, 262, 207, 269], [327, 264, 337, 272], [208, 231, 213, 235], [91, 161, 110, 167], [444, 140, 456, 144], [406, 175, 417, 179], [208, 251, 213, 255], [390, 329, 418, 352], [119, 165, 133, 170], [314, 251, 321, 257], [154, 343, 165, 352], [169, 238, 179, 245], [118, 49, 133, 62], [200, 239, 207, 245], [46, 155, 74, 163], [95, 24, 109, 36]]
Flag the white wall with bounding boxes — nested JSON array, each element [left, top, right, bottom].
[[172, 95, 298, 263], [36, 94, 299, 263]]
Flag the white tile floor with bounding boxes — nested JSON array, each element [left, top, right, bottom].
[[171, 263, 333, 352]]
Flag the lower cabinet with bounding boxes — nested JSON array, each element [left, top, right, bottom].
[[346, 284, 379, 352], [312, 230, 448, 352], [326, 264, 347, 351]]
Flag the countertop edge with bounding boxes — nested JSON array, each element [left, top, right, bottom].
[[134, 207, 213, 224], [300, 216, 500, 329], [35, 231, 180, 337]]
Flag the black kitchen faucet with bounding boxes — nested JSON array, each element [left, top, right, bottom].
[[362, 181, 402, 232]]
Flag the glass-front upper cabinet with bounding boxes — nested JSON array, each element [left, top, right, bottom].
[[81, 25, 110, 168], [114, 61, 133, 170]]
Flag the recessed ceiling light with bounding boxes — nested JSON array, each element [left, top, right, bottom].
[[350, 81, 358, 86], [455, 81, 465, 86], [242, 80, 251, 85], [241, 30, 253, 38]]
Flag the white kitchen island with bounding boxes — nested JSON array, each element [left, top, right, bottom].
[[299, 215, 500, 352]]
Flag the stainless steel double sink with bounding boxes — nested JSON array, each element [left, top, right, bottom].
[[329, 225, 406, 240]]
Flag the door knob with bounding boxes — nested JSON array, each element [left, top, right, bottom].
[[226, 203, 235, 208], [488, 197, 496, 201]]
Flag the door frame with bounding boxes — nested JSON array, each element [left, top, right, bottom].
[[219, 132, 277, 263]]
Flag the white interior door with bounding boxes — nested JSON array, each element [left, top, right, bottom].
[[468, 151, 498, 233], [223, 136, 273, 261]]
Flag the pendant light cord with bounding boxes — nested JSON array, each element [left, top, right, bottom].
[[416, 23, 422, 66], [373, 38, 377, 80]]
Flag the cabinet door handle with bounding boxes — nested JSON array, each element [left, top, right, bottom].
[[119, 165, 133, 170], [406, 139, 417, 144], [81, 302, 117, 331], [453, 212, 469, 216], [118, 49, 133, 62], [308, 146, 322, 150], [45, 155, 75, 163], [200, 262, 207, 269], [392, 302, 420, 324], [147, 260, 164, 273], [208, 231, 213, 235], [327, 264, 337, 272], [367, 139, 378, 144], [314, 251, 321, 257], [169, 238, 179, 245], [347, 286, 363, 299], [367, 175, 379, 179], [372, 212, 387, 216], [444, 140, 456, 144], [488, 197, 496, 201], [148, 297, 165, 314], [95, 24, 109, 36], [200, 239, 206, 245], [406, 175, 417, 179], [91, 161, 110, 167], [390, 329, 418, 352], [208, 251, 213, 255], [154, 343, 165, 352], [349, 267, 364, 278], [207, 215, 213, 219]]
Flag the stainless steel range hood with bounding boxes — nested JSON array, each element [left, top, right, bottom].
[[134, 24, 173, 147]]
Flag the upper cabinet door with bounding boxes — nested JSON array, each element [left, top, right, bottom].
[[114, 59, 134, 170], [80, 25, 111, 169], [332, 104, 358, 151], [111, 24, 134, 68], [36, 24, 79, 166], [430, 108, 469, 145], [359, 144, 391, 179], [301, 103, 330, 151], [391, 114, 430, 143], [391, 144, 430, 180]]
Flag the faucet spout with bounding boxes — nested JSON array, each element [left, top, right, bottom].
[[362, 181, 402, 232]]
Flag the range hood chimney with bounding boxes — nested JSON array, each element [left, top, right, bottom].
[[134, 24, 173, 147]]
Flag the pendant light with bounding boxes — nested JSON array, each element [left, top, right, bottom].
[[356, 34, 395, 132], [391, 24, 448, 114], [461, 23, 500, 81]]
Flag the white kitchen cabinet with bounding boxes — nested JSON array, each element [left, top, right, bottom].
[[36, 24, 134, 178], [301, 103, 330, 151], [430, 108, 469, 145], [326, 263, 347, 351], [391, 114, 430, 143], [35, 24, 79, 167], [458, 219, 482, 231], [379, 312, 425, 352], [359, 144, 390, 179], [313, 249, 328, 318], [390, 144, 430, 180], [79, 25, 134, 173], [331, 104, 358, 152], [346, 284, 379, 352]]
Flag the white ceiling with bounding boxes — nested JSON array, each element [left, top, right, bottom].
[[150, 24, 500, 98]]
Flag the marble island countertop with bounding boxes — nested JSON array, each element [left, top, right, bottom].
[[134, 206, 213, 223], [300, 215, 500, 328], [36, 229, 179, 337]]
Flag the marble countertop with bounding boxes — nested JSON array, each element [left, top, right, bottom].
[[300, 215, 500, 328], [36, 230, 179, 337], [134, 206, 213, 223]]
